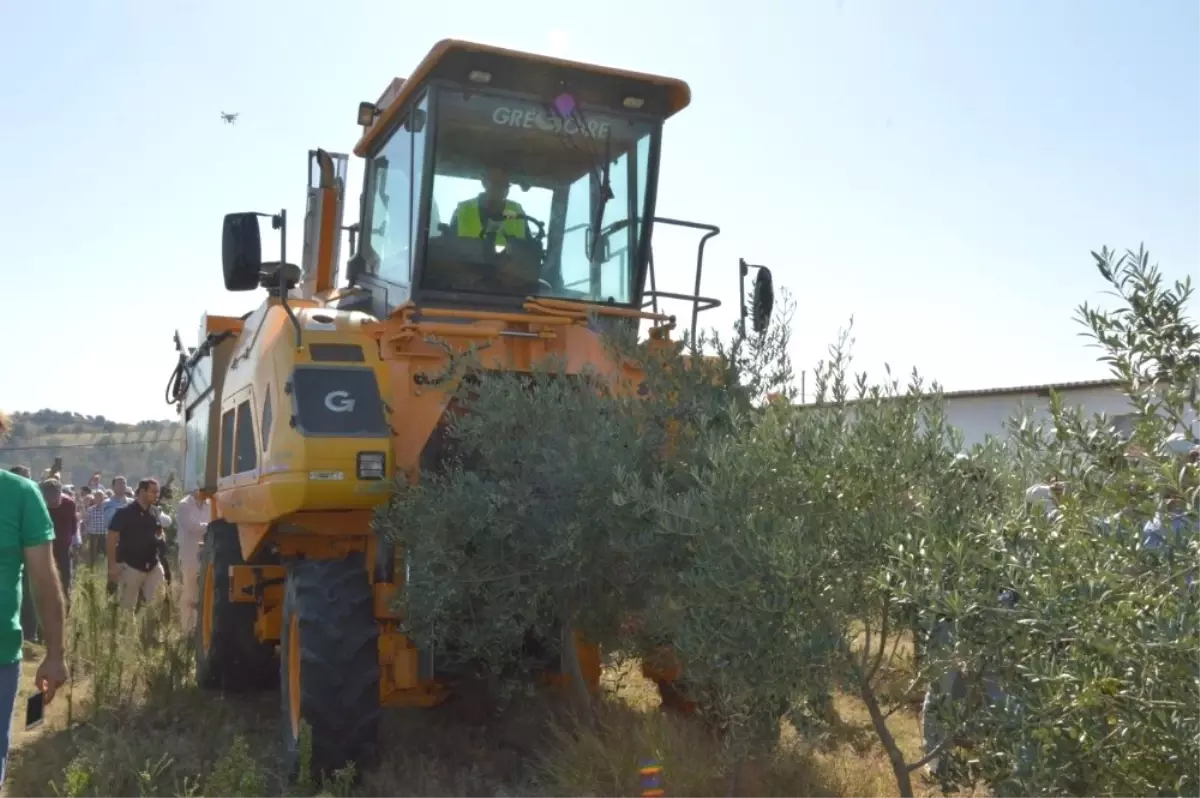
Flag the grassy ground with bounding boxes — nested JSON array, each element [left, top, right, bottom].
[[6, 566, 949, 797]]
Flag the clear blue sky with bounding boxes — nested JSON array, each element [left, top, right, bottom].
[[1, 0, 1196, 423]]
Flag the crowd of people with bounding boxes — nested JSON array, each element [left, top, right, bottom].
[[0, 449, 210, 788], [5, 466, 211, 628]]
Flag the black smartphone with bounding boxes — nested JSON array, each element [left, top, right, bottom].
[[50, 457, 63, 477], [24, 692, 44, 731]]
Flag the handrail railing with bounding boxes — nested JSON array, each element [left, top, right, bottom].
[[636, 216, 723, 351]]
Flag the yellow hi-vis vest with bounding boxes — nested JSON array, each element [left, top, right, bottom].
[[455, 198, 526, 246]]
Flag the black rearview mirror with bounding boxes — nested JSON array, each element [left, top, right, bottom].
[[751, 266, 774, 334], [222, 212, 263, 291]]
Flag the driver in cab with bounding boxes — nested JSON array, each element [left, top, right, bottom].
[[449, 167, 531, 247]]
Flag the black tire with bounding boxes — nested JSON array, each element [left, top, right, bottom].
[[281, 552, 381, 781], [195, 521, 278, 691]]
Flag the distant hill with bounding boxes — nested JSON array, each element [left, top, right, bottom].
[[0, 409, 183, 488]]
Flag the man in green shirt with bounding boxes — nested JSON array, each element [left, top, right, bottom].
[[0, 467, 68, 788], [8, 467, 39, 644]]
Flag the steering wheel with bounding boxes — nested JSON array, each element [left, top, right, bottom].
[[438, 213, 547, 244], [512, 213, 546, 244]]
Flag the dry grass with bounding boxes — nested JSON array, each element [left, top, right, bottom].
[[5, 567, 951, 797]]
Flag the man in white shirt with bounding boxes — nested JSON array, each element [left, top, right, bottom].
[[174, 491, 209, 633]]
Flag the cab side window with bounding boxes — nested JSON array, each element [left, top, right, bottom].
[[219, 408, 235, 478], [234, 400, 257, 473], [410, 94, 430, 244], [366, 120, 414, 288]]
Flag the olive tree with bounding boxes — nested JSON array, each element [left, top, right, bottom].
[[893, 247, 1199, 797], [378, 295, 1012, 796], [617, 313, 1011, 795], [604, 296, 891, 793], [378, 351, 653, 714], [772, 329, 1018, 798], [376, 297, 796, 721]]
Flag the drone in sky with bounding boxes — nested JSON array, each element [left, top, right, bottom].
[[220, 111, 239, 125]]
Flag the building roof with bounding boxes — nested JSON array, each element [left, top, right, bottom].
[[941, 378, 1122, 400], [800, 377, 1124, 407]]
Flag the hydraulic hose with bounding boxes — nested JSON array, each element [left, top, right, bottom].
[[165, 354, 189, 407]]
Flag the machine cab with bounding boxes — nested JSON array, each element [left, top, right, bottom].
[[344, 40, 692, 318]]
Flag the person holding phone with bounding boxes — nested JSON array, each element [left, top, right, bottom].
[[0, 466, 68, 788]]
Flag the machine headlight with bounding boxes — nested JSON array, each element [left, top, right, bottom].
[[357, 451, 386, 480]]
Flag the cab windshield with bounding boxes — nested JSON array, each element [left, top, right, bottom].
[[422, 89, 655, 305]]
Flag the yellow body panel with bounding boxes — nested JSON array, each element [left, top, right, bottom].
[[217, 303, 392, 524], [213, 297, 655, 540]]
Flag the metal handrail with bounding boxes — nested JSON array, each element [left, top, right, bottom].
[[636, 217, 723, 351]]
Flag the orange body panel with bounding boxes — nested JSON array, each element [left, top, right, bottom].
[[379, 626, 445, 706], [355, 39, 691, 157], [312, 155, 340, 294], [229, 564, 286, 604], [374, 582, 400, 620], [640, 648, 683, 683], [204, 315, 245, 335], [541, 633, 603, 694], [372, 305, 650, 480]]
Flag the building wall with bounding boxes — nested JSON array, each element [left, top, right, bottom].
[[944, 385, 1196, 448]]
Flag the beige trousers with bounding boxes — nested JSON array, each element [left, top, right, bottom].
[[179, 562, 199, 633], [118, 563, 165, 611]]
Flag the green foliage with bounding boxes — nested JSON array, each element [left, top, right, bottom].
[[12, 246, 1195, 798], [380, 296, 796, 694], [377, 248, 1197, 797], [618, 398, 846, 755], [917, 248, 1199, 797], [205, 737, 265, 797], [383, 340, 677, 695], [33, 564, 367, 798]]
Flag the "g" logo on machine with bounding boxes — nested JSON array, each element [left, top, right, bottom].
[[324, 390, 355, 413]]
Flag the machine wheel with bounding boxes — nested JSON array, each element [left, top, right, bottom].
[[281, 552, 381, 780], [195, 521, 278, 691]]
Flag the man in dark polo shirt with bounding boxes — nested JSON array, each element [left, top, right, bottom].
[[106, 478, 170, 612]]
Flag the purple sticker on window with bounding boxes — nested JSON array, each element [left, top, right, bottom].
[[553, 93, 576, 117]]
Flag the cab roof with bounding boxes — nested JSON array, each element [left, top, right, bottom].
[[353, 39, 692, 157]]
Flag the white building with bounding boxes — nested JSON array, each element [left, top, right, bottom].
[[805, 377, 1198, 450], [942, 378, 1130, 448]]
